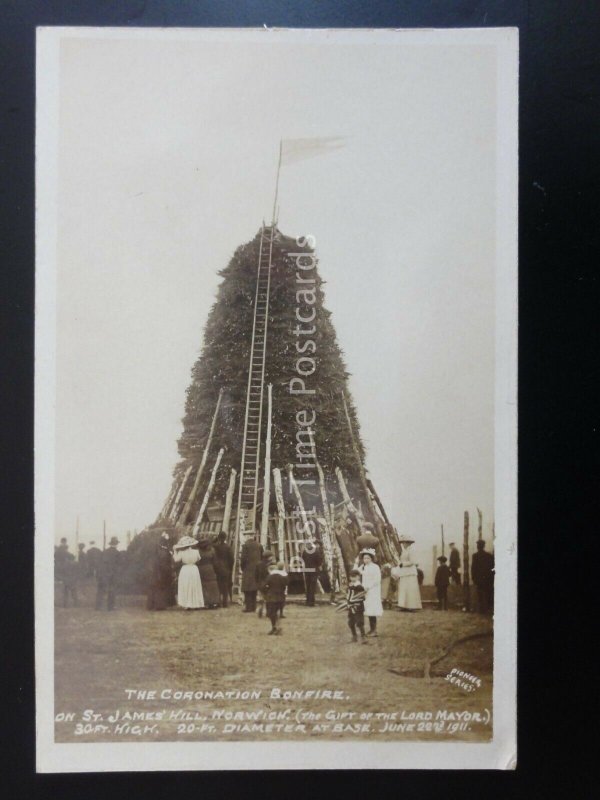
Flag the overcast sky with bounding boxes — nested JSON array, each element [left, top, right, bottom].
[[50, 30, 499, 577]]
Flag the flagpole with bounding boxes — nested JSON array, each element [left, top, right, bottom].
[[271, 140, 283, 227]]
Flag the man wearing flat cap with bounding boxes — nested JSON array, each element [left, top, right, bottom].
[[435, 555, 450, 610]]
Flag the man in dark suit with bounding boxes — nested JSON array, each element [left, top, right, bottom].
[[95, 536, 122, 611], [471, 539, 494, 613], [449, 542, 462, 585], [213, 531, 234, 608], [86, 541, 102, 579], [435, 556, 450, 610], [54, 537, 70, 578], [301, 540, 323, 607], [240, 532, 263, 612]]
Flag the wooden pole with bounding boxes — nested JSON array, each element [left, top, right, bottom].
[[222, 468, 237, 538], [271, 140, 283, 227], [159, 479, 178, 520], [192, 447, 225, 536], [341, 392, 381, 533], [366, 478, 390, 525], [477, 507, 483, 542], [335, 467, 366, 531], [272, 468, 286, 563], [287, 464, 313, 541], [178, 388, 224, 525], [169, 464, 193, 522], [463, 511, 471, 611], [260, 384, 273, 547], [441, 524, 445, 557], [308, 436, 336, 586]]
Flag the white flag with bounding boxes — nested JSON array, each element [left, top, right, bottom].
[[280, 137, 346, 165]]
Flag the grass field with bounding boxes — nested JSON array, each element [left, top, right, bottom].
[[54, 583, 493, 743]]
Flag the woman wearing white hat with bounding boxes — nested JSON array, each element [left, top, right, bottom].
[[173, 536, 204, 610], [391, 537, 422, 611], [358, 549, 383, 636]]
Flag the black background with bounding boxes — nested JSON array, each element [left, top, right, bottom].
[[1, 0, 597, 796]]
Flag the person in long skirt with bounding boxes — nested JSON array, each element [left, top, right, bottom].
[[173, 536, 204, 610], [197, 536, 220, 608], [358, 549, 383, 637], [147, 532, 174, 611], [391, 536, 422, 611]]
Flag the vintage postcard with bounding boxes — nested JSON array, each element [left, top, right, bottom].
[[36, 26, 518, 771]]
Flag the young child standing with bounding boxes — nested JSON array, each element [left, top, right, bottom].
[[261, 561, 289, 635], [435, 555, 450, 610], [344, 569, 368, 643]]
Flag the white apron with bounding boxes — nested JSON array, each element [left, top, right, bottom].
[[360, 562, 383, 617]]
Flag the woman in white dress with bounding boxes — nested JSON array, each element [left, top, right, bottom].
[[173, 536, 204, 610], [359, 549, 383, 637], [391, 537, 422, 611]]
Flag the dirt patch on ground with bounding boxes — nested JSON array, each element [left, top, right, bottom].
[[54, 583, 493, 743]]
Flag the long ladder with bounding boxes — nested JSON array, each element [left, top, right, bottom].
[[232, 224, 276, 589]]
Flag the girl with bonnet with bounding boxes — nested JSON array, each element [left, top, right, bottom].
[[358, 548, 383, 637]]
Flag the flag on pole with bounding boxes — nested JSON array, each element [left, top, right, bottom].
[[280, 137, 347, 166]]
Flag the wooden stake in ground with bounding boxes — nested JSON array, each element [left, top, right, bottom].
[[477, 507, 483, 542], [260, 384, 273, 547], [441, 524, 445, 557], [222, 468, 237, 538], [272, 468, 286, 562], [463, 511, 471, 611], [192, 447, 225, 537], [178, 388, 224, 525]]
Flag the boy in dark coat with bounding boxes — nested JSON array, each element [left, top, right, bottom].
[[435, 556, 450, 610], [261, 562, 288, 635], [255, 551, 275, 618], [343, 569, 367, 643]]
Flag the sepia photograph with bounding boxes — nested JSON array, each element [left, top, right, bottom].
[[35, 26, 517, 771]]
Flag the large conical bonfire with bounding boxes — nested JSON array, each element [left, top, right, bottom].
[[141, 224, 401, 592]]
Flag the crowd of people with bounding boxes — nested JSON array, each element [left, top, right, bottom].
[[55, 523, 494, 624]]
